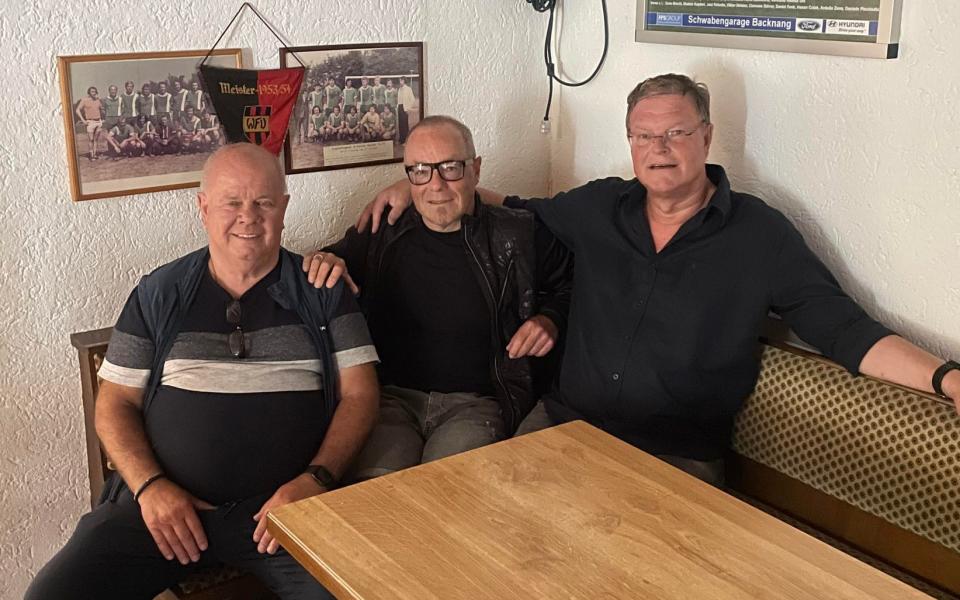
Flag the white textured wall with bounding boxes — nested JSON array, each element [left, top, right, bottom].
[[0, 2, 549, 596], [5, 0, 960, 596], [548, 0, 960, 360]]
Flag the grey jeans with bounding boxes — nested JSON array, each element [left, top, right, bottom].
[[349, 385, 506, 481], [515, 401, 726, 488]]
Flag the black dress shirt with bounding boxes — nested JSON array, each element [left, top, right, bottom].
[[505, 164, 892, 459]]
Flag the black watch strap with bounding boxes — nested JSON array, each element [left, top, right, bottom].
[[932, 360, 960, 397], [306, 464, 337, 490]]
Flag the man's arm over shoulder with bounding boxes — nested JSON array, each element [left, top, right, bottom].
[[501, 177, 629, 250], [306, 208, 407, 291], [358, 177, 626, 237]]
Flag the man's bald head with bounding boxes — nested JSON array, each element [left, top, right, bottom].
[[197, 143, 289, 271], [200, 143, 287, 195], [406, 115, 476, 160]]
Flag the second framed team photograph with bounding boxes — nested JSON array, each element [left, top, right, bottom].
[[280, 42, 424, 174]]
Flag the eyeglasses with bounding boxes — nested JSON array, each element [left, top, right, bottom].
[[405, 159, 475, 186], [226, 300, 245, 359], [627, 122, 705, 148]]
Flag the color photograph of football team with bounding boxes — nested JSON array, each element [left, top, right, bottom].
[[61, 51, 240, 198], [283, 44, 423, 172]]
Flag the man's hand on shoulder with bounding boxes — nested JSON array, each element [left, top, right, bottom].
[[357, 178, 411, 233], [252, 474, 328, 554], [506, 314, 559, 359], [137, 478, 214, 565], [302, 250, 359, 294]]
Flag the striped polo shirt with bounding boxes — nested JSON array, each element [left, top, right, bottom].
[[98, 262, 378, 503]]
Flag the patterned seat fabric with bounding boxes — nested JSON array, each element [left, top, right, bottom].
[[732, 344, 960, 554]]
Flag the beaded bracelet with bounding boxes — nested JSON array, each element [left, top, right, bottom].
[[932, 361, 959, 398], [133, 472, 166, 503]]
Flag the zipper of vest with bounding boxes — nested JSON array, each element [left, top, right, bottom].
[[463, 229, 516, 422], [498, 259, 514, 308]]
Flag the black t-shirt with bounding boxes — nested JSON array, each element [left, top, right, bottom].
[[373, 225, 494, 396]]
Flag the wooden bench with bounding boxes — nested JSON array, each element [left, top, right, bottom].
[[70, 328, 276, 600]]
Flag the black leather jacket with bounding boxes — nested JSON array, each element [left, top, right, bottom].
[[327, 197, 573, 432]]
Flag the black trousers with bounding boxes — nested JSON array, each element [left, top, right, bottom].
[[397, 104, 410, 143], [25, 490, 333, 600]]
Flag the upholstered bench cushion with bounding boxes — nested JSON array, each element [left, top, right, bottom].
[[732, 344, 960, 554]]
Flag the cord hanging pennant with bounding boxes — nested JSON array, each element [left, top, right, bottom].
[[198, 3, 305, 155]]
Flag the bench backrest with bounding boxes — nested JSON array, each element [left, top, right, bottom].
[[70, 327, 112, 508], [730, 341, 960, 594]]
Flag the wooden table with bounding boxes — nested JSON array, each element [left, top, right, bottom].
[[267, 421, 929, 599]]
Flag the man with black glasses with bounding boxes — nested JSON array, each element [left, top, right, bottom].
[[27, 143, 379, 600], [302, 115, 572, 481]]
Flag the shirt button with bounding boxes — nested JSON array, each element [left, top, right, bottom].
[[633, 300, 644, 309], [612, 373, 620, 381]]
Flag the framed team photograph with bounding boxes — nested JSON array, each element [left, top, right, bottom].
[[280, 42, 424, 174], [58, 49, 243, 202]]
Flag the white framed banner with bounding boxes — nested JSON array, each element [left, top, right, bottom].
[[636, 0, 903, 59]]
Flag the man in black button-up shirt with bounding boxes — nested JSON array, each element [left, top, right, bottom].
[[354, 75, 960, 485], [500, 165, 899, 470]]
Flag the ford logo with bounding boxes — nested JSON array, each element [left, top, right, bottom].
[[798, 20, 820, 31]]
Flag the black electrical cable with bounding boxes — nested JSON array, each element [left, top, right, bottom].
[[526, 0, 556, 10], [527, 0, 609, 124]]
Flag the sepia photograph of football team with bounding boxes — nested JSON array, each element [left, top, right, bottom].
[[59, 50, 241, 199]]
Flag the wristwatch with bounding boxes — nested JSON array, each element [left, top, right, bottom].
[[932, 360, 960, 398], [305, 464, 337, 490]]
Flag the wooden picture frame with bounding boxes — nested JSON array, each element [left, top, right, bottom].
[[280, 42, 424, 175], [58, 49, 243, 202]]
